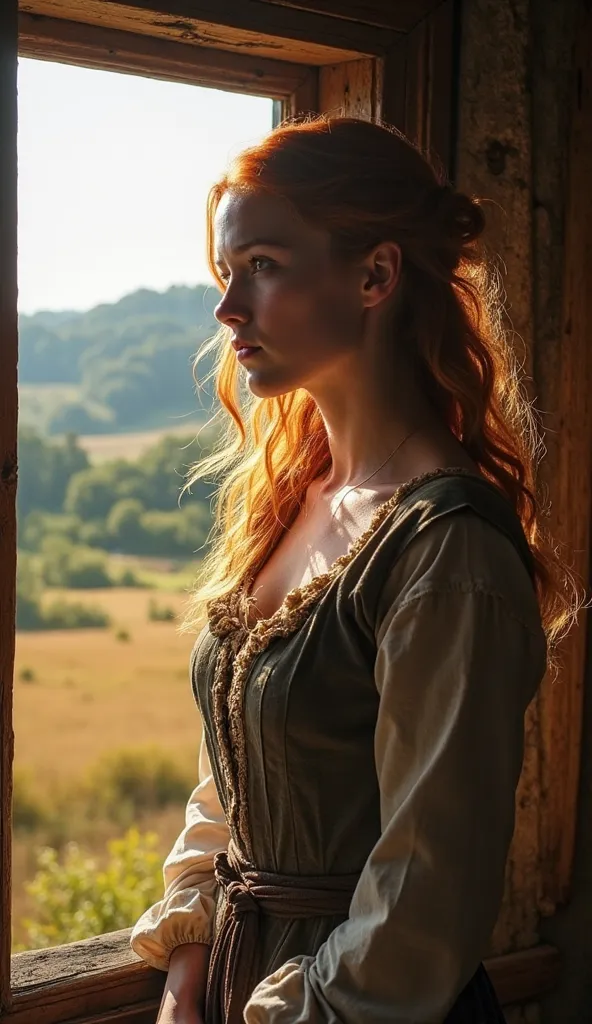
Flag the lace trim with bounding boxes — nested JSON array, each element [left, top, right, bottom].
[[206, 465, 482, 858]]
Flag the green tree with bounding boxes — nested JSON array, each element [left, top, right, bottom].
[[17, 428, 89, 520], [41, 537, 113, 588], [106, 498, 146, 552]]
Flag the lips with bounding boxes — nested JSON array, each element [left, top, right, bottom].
[[231, 339, 261, 352]]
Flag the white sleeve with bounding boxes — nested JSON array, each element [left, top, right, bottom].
[[129, 733, 229, 971], [243, 581, 546, 1022]]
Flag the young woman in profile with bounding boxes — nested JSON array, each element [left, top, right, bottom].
[[130, 116, 575, 1024]]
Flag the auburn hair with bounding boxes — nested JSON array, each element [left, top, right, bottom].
[[182, 115, 579, 653]]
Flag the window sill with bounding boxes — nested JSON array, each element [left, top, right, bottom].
[[4, 932, 561, 1024]]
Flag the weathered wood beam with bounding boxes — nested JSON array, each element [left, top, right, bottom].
[[18, 12, 315, 97], [381, 0, 456, 174], [18, 0, 399, 64], [0, 0, 17, 1016], [7, 930, 562, 1023], [534, 0, 592, 911], [257, 0, 442, 33]]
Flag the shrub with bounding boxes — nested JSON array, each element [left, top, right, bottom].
[[106, 498, 145, 553], [115, 628, 131, 642], [117, 567, 145, 587], [42, 599, 110, 630], [41, 537, 113, 588], [19, 667, 37, 683], [15, 828, 163, 950], [82, 747, 192, 826], [147, 598, 176, 622]]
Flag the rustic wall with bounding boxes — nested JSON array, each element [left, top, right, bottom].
[[456, 0, 590, 1021], [540, 607, 592, 1021]]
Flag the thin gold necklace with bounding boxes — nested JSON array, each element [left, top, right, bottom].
[[305, 426, 424, 522]]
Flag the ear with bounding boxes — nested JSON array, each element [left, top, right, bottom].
[[359, 242, 401, 309]]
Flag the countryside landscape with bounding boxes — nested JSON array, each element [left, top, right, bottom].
[[13, 284, 223, 950]]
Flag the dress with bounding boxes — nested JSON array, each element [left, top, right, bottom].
[[130, 468, 548, 1023]]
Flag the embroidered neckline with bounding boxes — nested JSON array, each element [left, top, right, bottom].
[[205, 465, 483, 858]]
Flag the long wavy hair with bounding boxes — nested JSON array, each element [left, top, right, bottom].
[[182, 115, 578, 652]]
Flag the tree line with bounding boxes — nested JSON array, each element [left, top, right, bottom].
[[19, 285, 219, 435]]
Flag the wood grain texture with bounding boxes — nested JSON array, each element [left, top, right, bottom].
[[534, 0, 592, 912], [454, 0, 539, 955], [6, 929, 560, 1023], [318, 56, 379, 117], [454, 0, 591, 964], [18, 12, 313, 96], [19, 0, 398, 64], [380, 0, 456, 175], [0, 0, 18, 1015], [256, 0, 439, 32]]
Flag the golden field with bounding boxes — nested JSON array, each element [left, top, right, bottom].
[[12, 585, 205, 947]]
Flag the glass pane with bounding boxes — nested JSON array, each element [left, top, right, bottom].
[[13, 56, 273, 953]]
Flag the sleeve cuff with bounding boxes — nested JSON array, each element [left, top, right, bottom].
[[129, 881, 218, 971]]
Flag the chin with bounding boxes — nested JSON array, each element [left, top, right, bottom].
[[243, 366, 306, 400]]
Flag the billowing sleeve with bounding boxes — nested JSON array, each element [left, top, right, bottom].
[[243, 522, 547, 1022], [129, 732, 229, 971]]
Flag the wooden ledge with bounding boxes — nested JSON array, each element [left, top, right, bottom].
[[4, 933, 561, 1024], [18, 12, 316, 96], [18, 0, 398, 65]]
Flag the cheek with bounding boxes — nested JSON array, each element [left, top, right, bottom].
[[258, 272, 361, 353]]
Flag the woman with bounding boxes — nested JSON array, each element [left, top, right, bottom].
[[130, 116, 575, 1024]]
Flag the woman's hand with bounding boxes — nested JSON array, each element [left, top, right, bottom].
[[155, 942, 211, 1024]]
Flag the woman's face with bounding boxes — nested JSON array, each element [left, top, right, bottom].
[[212, 190, 369, 398]]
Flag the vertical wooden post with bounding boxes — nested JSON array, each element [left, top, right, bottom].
[[0, 0, 18, 1011], [535, 0, 592, 912]]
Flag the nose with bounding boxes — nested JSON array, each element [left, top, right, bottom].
[[214, 285, 250, 330]]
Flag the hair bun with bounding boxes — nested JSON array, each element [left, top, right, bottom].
[[438, 186, 485, 244]]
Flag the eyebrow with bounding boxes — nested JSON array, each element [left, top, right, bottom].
[[215, 238, 293, 265]]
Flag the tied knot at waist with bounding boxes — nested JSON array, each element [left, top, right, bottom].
[[206, 842, 359, 1024]]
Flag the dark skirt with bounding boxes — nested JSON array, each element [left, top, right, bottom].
[[445, 963, 507, 1023]]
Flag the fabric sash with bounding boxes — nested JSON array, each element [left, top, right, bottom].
[[205, 841, 359, 1024]]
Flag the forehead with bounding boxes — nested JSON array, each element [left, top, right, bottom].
[[213, 189, 327, 257]]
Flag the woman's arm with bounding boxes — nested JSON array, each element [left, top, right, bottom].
[[156, 942, 211, 1024], [130, 733, 229, 972], [243, 519, 547, 1023]]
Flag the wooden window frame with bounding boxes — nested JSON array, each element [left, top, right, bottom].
[[3, 0, 588, 1019]]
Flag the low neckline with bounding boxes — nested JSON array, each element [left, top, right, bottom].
[[206, 464, 491, 859], [233, 465, 485, 634]]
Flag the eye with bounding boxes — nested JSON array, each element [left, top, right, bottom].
[[217, 269, 230, 284], [248, 255, 276, 274]]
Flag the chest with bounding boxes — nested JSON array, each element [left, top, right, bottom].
[[243, 490, 391, 626]]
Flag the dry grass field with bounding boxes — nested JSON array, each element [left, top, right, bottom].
[[12, 585, 205, 946], [77, 422, 203, 463]]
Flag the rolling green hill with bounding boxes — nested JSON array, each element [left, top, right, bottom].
[[18, 284, 220, 435]]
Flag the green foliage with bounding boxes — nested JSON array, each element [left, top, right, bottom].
[[106, 498, 145, 551], [20, 511, 84, 552], [17, 429, 89, 520], [147, 598, 176, 622], [115, 628, 131, 642], [19, 666, 37, 683], [41, 599, 111, 630], [40, 536, 113, 588], [18, 285, 219, 436], [83, 747, 192, 825], [16, 556, 111, 629], [13, 748, 192, 843], [17, 422, 219, 568], [16, 828, 163, 950]]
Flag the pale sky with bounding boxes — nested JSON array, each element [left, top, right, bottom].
[[16, 58, 273, 315]]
